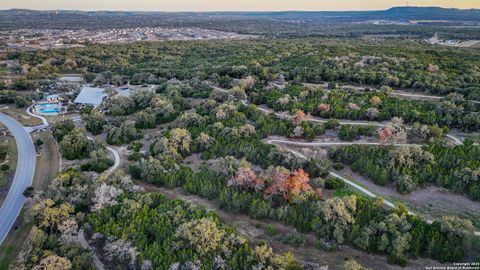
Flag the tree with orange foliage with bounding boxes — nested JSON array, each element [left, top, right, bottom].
[[292, 110, 307, 125], [371, 96, 382, 106], [288, 169, 311, 198], [228, 166, 265, 192], [379, 117, 407, 144], [264, 167, 312, 202], [379, 127, 393, 144], [318, 103, 331, 113]]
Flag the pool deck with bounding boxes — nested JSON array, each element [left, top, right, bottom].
[[33, 102, 64, 116]]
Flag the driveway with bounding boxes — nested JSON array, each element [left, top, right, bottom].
[[0, 113, 36, 245]]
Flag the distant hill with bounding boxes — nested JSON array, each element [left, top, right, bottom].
[[371, 6, 480, 21], [218, 7, 480, 21], [0, 6, 479, 30]]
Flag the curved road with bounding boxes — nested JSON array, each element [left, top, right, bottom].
[[26, 107, 121, 175], [0, 113, 36, 245], [302, 82, 480, 105], [25, 105, 49, 133], [87, 136, 121, 176]]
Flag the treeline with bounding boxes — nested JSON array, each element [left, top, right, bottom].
[[330, 143, 480, 200], [88, 192, 302, 269], [126, 98, 475, 265], [18, 164, 304, 269], [0, 89, 41, 107], [130, 161, 475, 266], [8, 38, 480, 99]]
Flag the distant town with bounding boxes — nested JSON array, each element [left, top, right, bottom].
[[424, 33, 480, 48], [0, 27, 254, 51]]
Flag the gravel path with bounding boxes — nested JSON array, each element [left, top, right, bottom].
[[267, 140, 480, 236]]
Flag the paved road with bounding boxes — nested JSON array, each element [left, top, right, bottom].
[[25, 105, 49, 133], [106, 146, 120, 175], [87, 136, 121, 176], [0, 113, 36, 245], [27, 108, 121, 176]]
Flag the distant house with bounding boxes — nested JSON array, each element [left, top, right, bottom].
[[74, 87, 108, 108], [46, 94, 60, 103], [58, 75, 84, 84]]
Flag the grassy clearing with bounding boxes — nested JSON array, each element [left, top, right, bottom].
[[45, 113, 79, 124], [333, 187, 357, 197], [0, 107, 42, 126], [0, 218, 32, 270], [3, 135, 18, 174], [0, 134, 17, 194]]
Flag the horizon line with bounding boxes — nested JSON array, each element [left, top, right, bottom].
[[1, 5, 479, 13]]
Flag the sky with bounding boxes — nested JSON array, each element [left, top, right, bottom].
[[0, 0, 479, 11]]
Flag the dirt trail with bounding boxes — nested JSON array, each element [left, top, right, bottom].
[[286, 144, 480, 227], [339, 166, 480, 222], [139, 182, 445, 270], [32, 131, 59, 191]]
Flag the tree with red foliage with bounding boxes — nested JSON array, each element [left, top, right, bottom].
[[379, 117, 407, 144], [264, 167, 312, 202], [379, 127, 394, 144], [318, 103, 331, 113], [264, 166, 291, 200], [228, 166, 265, 192]]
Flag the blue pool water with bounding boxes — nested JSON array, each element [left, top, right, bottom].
[[38, 103, 57, 108], [39, 108, 60, 113], [36, 103, 61, 114]]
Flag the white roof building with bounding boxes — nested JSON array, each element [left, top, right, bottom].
[[58, 76, 84, 83], [74, 87, 108, 107]]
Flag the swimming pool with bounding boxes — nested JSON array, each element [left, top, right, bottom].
[[35, 103, 61, 115], [39, 108, 60, 113]]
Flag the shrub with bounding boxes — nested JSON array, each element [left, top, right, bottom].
[[325, 177, 346, 190], [325, 119, 340, 130], [266, 225, 279, 236], [332, 162, 345, 170], [313, 124, 326, 135], [1, 164, 10, 171], [23, 186, 34, 197], [274, 229, 305, 248]]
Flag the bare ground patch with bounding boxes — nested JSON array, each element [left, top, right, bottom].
[[288, 145, 480, 228], [339, 167, 480, 225], [31, 130, 60, 191]]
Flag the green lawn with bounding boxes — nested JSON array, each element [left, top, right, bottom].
[[0, 221, 32, 270]]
